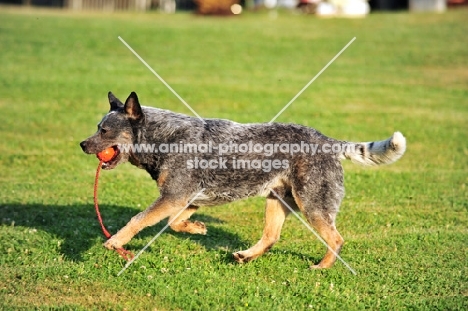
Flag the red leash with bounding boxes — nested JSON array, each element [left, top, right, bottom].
[[94, 160, 134, 261]]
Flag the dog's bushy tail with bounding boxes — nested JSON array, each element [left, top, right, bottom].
[[340, 132, 406, 166]]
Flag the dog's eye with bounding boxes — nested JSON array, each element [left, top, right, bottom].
[[101, 128, 107, 135]]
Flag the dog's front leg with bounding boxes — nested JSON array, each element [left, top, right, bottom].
[[104, 196, 186, 250]]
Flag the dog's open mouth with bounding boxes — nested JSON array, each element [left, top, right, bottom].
[[100, 146, 121, 170]]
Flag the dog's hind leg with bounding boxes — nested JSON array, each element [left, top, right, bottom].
[[169, 205, 207, 235], [292, 178, 345, 269], [308, 215, 344, 269], [233, 195, 292, 263], [103, 196, 188, 250], [287, 156, 346, 269], [297, 203, 344, 269]]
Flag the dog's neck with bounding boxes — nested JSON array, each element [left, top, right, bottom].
[[128, 107, 201, 174]]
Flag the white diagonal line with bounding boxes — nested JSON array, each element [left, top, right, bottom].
[[270, 188, 357, 275], [118, 36, 206, 124], [117, 188, 206, 276], [269, 37, 356, 124]]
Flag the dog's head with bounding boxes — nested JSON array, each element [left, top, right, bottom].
[[80, 91, 144, 170]]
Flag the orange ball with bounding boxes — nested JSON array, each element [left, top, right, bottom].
[[97, 147, 116, 162]]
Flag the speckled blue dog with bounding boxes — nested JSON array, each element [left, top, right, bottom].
[[80, 92, 406, 269]]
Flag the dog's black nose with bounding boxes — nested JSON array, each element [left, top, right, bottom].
[[80, 141, 87, 151]]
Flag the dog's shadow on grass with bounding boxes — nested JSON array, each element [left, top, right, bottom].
[[0, 203, 247, 262]]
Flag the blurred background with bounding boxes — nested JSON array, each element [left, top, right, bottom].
[[1, 0, 467, 15]]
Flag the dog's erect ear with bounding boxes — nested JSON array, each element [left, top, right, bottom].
[[124, 92, 143, 120], [108, 91, 124, 111]]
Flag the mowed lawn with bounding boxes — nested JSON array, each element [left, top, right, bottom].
[[0, 5, 467, 310]]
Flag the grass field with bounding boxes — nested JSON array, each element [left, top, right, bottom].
[[0, 5, 467, 310]]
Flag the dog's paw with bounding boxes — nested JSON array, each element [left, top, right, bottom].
[[232, 251, 252, 263], [309, 264, 330, 270], [171, 220, 207, 235], [103, 236, 123, 250], [192, 221, 207, 235]]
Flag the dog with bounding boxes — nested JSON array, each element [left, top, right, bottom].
[[80, 91, 406, 269]]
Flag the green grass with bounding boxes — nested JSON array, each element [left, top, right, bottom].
[[1, 5, 467, 310]]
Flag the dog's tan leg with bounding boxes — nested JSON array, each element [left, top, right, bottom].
[[308, 215, 344, 269], [291, 189, 344, 269], [169, 205, 207, 235], [104, 196, 187, 250], [294, 203, 343, 269], [233, 197, 291, 263]]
